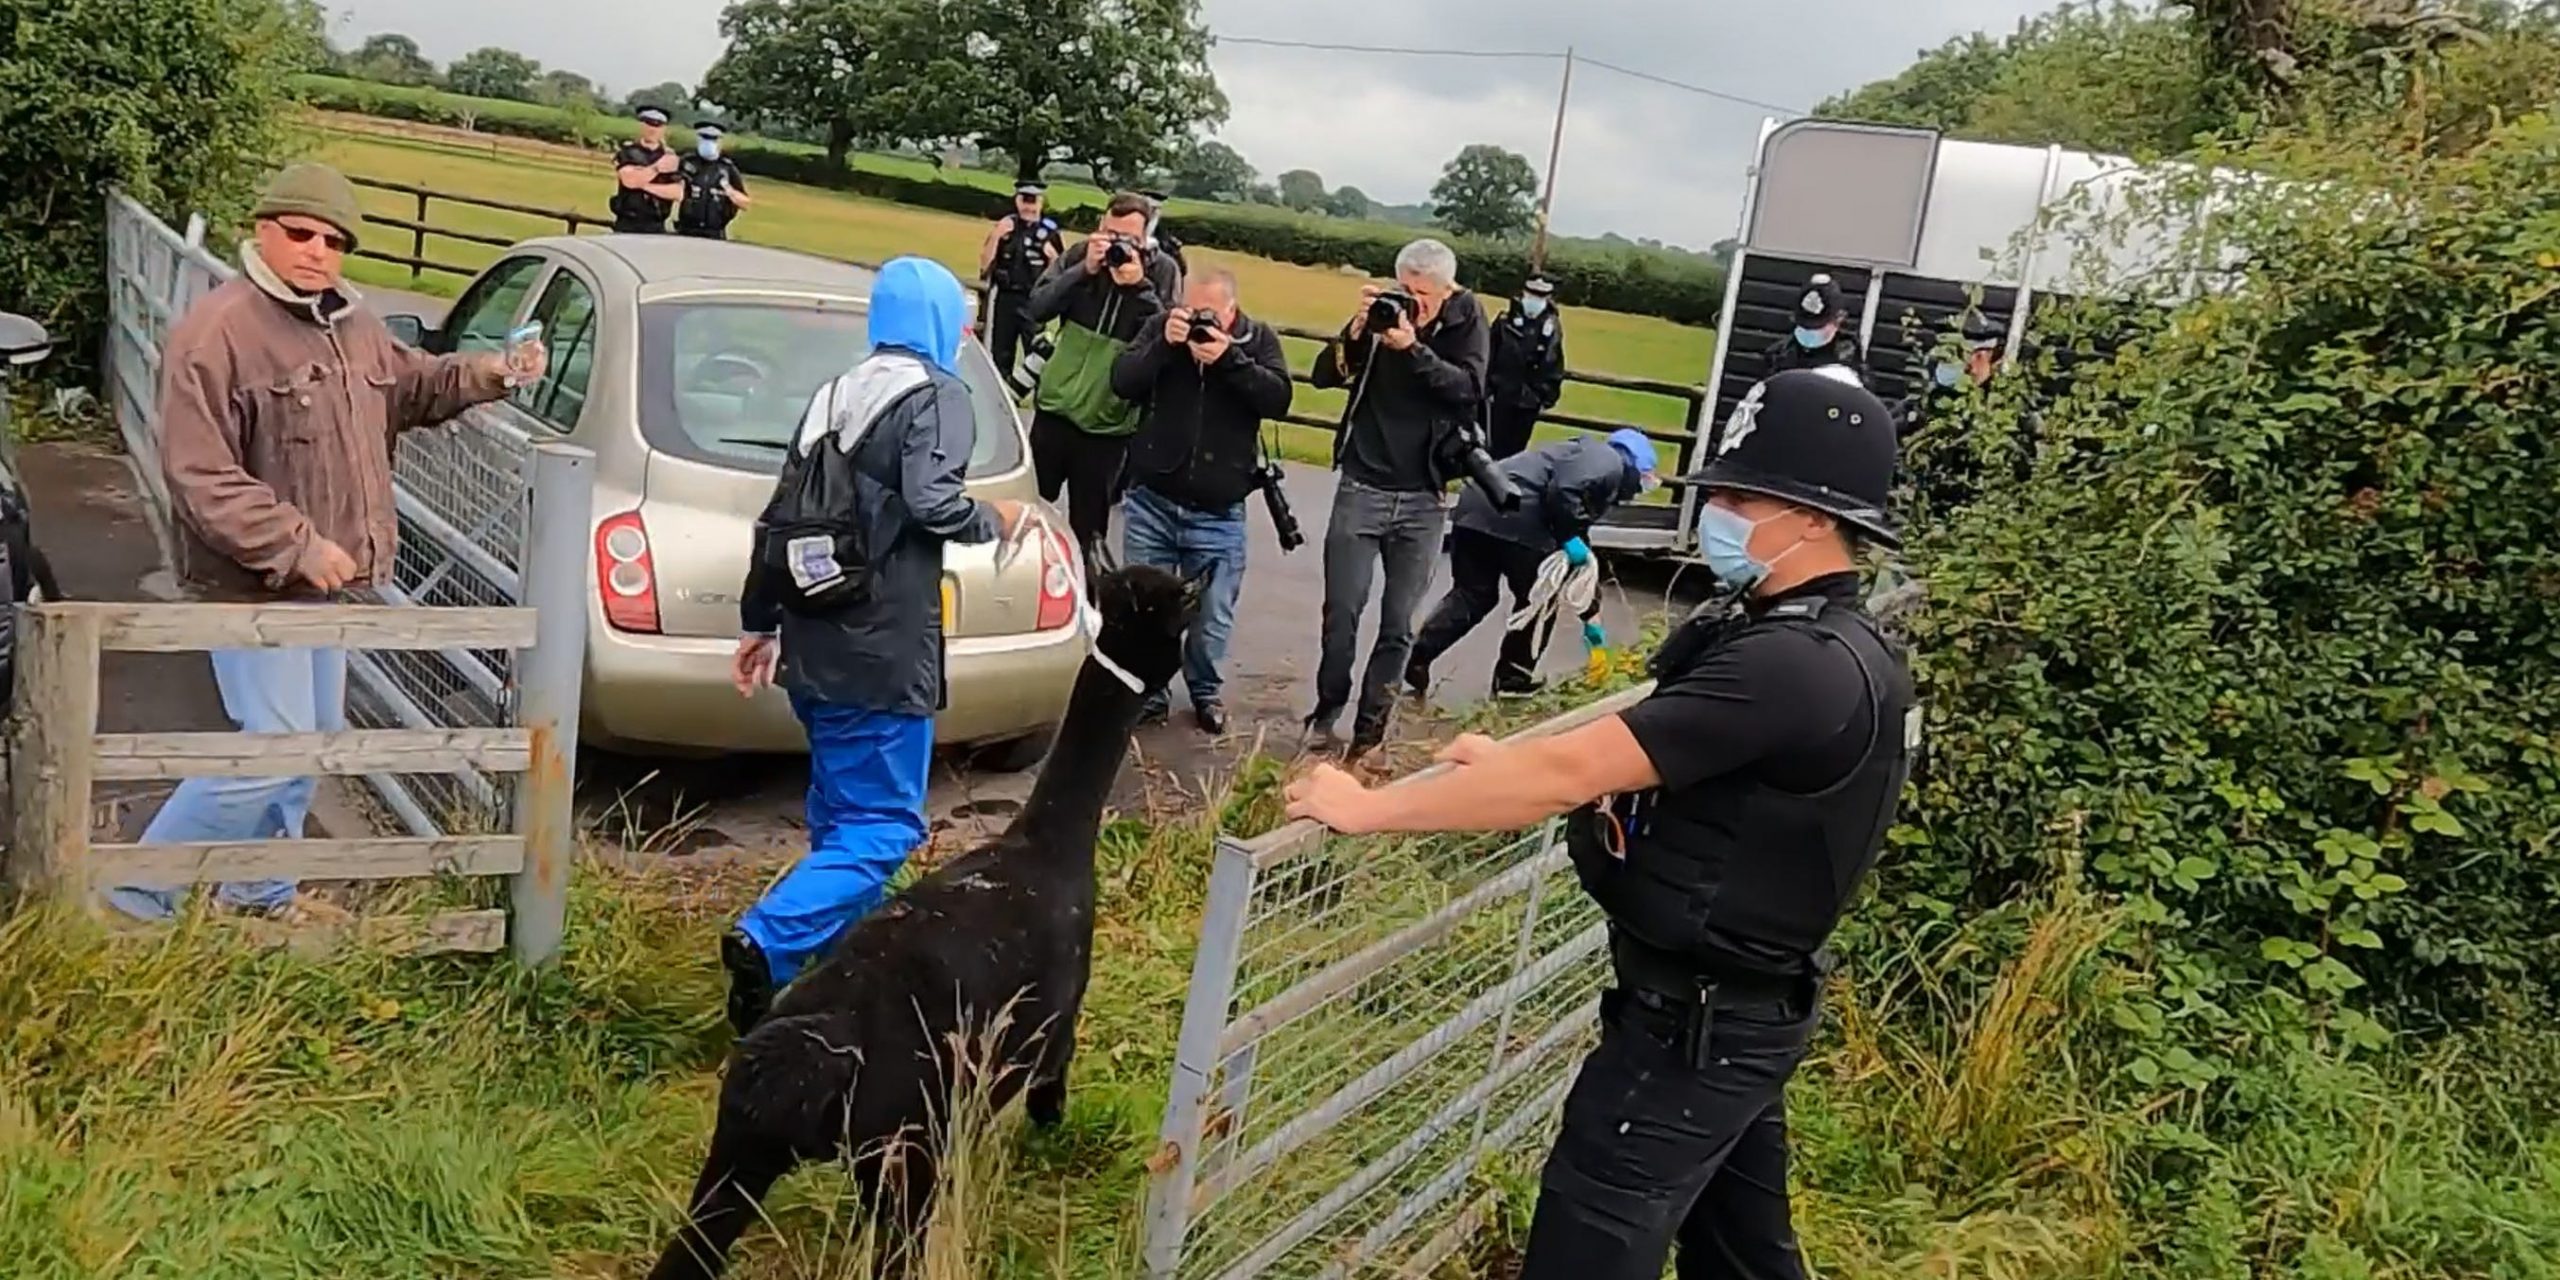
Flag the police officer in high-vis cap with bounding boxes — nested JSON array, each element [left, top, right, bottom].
[[979, 180, 1064, 385], [1899, 309, 2007, 439], [673, 120, 754, 240], [1286, 366, 1916, 1280], [1763, 272, 1865, 380]]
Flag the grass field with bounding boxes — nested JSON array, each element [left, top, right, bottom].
[[303, 127, 1715, 469]]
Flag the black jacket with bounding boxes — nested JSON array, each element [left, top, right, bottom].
[[1312, 290, 1491, 492], [1024, 239, 1183, 329], [1452, 436, 1639, 552], [740, 352, 1001, 716], [1488, 305, 1567, 412], [1763, 330, 1866, 380], [1112, 310, 1295, 512], [987, 213, 1064, 295], [674, 154, 747, 236]]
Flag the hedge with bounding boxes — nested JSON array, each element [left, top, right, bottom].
[[293, 74, 1728, 325]]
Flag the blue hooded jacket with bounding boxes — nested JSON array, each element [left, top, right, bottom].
[[868, 255, 967, 374], [742, 254, 1001, 715]]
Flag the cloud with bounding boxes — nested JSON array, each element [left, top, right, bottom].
[[321, 0, 2059, 243]]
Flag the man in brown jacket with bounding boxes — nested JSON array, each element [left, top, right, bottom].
[[107, 163, 546, 922]]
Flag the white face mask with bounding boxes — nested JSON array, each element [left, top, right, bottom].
[[1521, 296, 1548, 319]]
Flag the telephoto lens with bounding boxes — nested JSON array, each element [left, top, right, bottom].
[[1462, 445, 1523, 512], [1187, 309, 1221, 345], [1253, 462, 1305, 553]]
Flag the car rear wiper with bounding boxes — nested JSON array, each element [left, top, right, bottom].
[[718, 437, 791, 451]]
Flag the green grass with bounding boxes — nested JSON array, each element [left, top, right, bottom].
[[301, 127, 1714, 469]]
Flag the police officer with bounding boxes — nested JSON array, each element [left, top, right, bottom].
[[1486, 276, 1568, 458], [1899, 310, 2006, 439], [1287, 366, 1915, 1280], [611, 106, 685, 234], [978, 180, 1064, 386], [1763, 273, 1865, 380], [673, 120, 755, 240]]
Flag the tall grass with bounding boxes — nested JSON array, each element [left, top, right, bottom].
[[1, 749, 2553, 1277]]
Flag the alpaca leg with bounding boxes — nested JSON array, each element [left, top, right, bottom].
[[646, 1123, 799, 1280], [1025, 996, 1086, 1129]]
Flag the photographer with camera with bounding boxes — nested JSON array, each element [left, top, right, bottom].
[[1305, 237, 1493, 759], [1022, 192, 1182, 560], [1107, 266, 1294, 735]]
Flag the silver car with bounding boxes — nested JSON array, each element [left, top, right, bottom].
[[388, 236, 1086, 765]]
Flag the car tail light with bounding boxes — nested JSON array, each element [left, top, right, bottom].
[[1034, 521, 1079, 631], [595, 511, 661, 634]]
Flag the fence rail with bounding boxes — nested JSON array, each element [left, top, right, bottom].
[[1142, 685, 1651, 1278], [5, 602, 569, 960]]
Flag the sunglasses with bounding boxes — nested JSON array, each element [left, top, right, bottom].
[[273, 221, 352, 254]]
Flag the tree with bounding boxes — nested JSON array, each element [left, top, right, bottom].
[[532, 69, 601, 109], [1325, 185, 1373, 219], [1165, 137, 1254, 200], [4, 0, 307, 374], [624, 81, 694, 115], [724, 0, 1226, 184], [444, 46, 542, 101], [1429, 143, 1539, 239], [703, 0, 912, 169], [344, 31, 438, 86], [1275, 168, 1326, 212]]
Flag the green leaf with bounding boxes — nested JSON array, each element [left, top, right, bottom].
[[2336, 926, 2383, 949], [2128, 1056, 2162, 1086], [2175, 856, 2218, 881]]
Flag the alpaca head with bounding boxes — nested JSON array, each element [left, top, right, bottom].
[[1087, 564, 1204, 693]]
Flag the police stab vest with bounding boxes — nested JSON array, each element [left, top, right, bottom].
[[1571, 592, 1919, 981]]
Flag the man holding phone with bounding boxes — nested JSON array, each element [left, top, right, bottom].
[[112, 163, 547, 923]]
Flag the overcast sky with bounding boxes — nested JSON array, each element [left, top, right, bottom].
[[320, 0, 2060, 245]]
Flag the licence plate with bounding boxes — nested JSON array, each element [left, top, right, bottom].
[[941, 576, 955, 626]]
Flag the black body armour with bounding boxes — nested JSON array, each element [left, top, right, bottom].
[[1570, 592, 1919, 986]]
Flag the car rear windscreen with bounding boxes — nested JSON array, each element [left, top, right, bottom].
[[635, 298, 1027, 477]]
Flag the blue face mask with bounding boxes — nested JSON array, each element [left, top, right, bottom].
[[1933, 361, 1962, 388], [697, 138, 721, 160], [1793, 325, 1829, 349], [1521, 296, 1548, 319], [1699, 504, 1771, 590]]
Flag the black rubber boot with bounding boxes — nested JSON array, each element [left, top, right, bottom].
[[720, 929, 776, 1037]]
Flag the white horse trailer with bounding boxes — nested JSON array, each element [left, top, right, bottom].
[[1595, 118, 2234, 558]]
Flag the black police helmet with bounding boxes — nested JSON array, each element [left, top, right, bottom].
[[1689, 367, 1901, 548]]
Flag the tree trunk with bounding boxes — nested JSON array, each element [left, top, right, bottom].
[[2187, 0, 2300, 126], [1014, 141, 1047, 185], [826, 117, 854, 171]]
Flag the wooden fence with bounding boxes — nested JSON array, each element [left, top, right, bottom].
[[5, 601, 572, 960], [338, 174, 1712, 453]]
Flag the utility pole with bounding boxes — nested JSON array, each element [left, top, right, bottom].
[[1531, 45, 1576, 275]]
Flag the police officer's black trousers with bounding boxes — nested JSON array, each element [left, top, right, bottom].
[[1409, 528, 1553, 693], [986, 293, 1033, 387], [1489, 402, 1543, 460], [1518, 987, 1820, 1280]]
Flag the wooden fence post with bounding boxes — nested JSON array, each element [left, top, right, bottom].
[[412, 189, 429, 284], [507, 443, 594, 966], [7, 605, 103, 900]]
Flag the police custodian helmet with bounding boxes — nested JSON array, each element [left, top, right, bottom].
[[1690, 367, 1902, 547]]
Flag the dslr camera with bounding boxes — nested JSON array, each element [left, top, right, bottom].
[[1185, 308, 1222, 346], [1366, 288, 1417, 335], [1250, 459, 1305, 553], [1104, 235, 1140, 270]]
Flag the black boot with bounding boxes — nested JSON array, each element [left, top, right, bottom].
[[1194, 700, 1229, 735], [721, 929, 776, 1036]]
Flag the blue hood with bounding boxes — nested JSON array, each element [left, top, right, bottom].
[[868, 256, 967, 374], [1607, 428, 1659, 476]]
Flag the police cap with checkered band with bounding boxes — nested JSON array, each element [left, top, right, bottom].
[[1688, 366, 1901, 547]]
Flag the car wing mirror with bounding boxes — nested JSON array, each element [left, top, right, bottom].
[[0, 312, 52, 368], [383, 314, 430, 349]]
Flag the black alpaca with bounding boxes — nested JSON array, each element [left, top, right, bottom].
[[647, 565, 1201, 1280]]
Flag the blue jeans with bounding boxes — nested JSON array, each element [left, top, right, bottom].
[[737, 695, 934, 987], [108, 646, 348, 920], [1121, 484, 1247, 710]]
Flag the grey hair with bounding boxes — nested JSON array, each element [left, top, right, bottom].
[[1394, 238, 1459, 286], [1193, 265, 1240, 302]]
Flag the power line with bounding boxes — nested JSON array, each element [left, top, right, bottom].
[[1576, 55, 1804, 116], [1211, 34, 1807, 116], [1214, 35, 1556, 61]]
